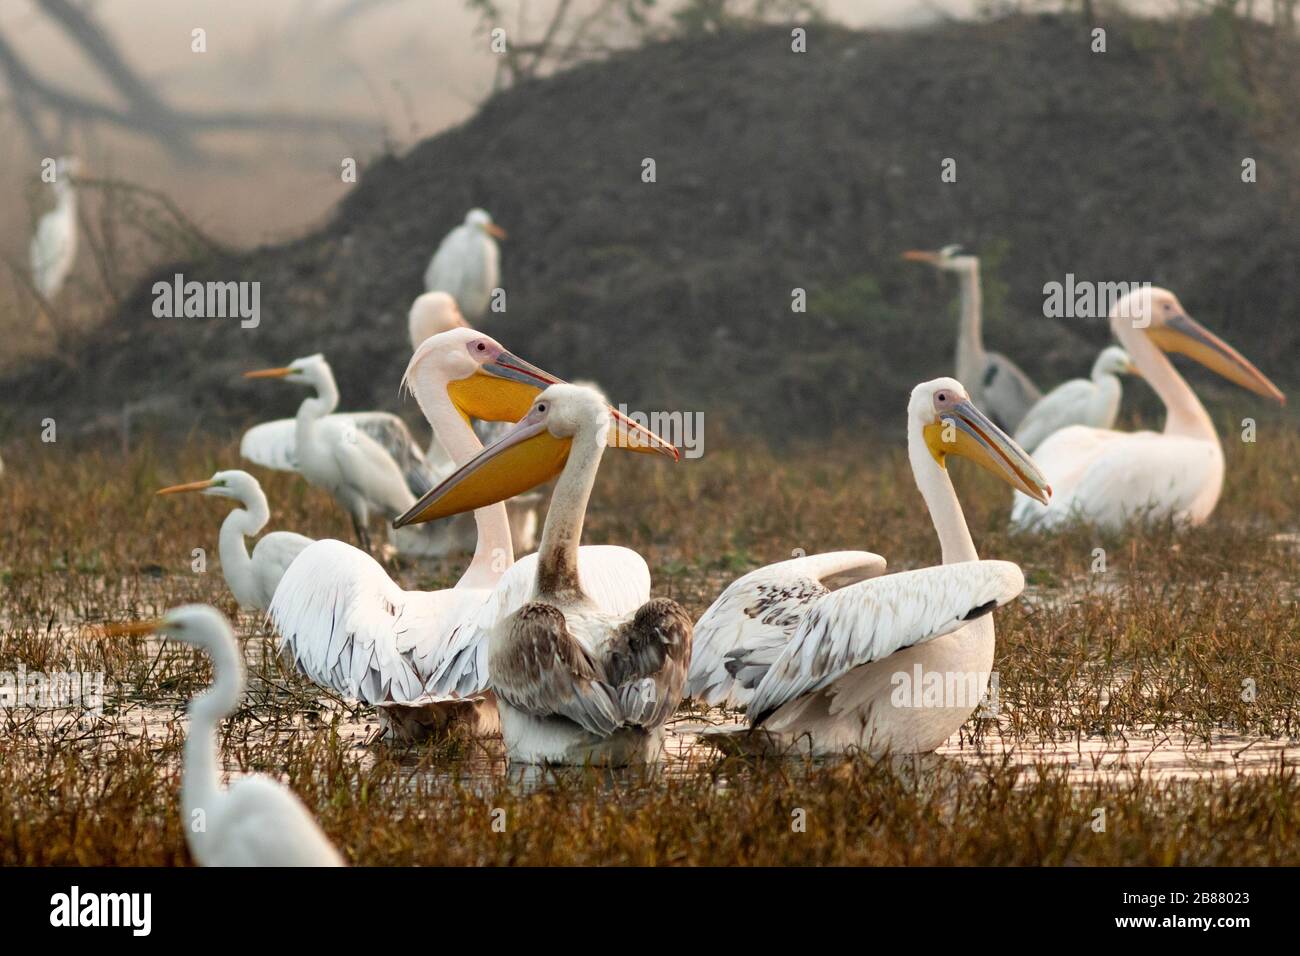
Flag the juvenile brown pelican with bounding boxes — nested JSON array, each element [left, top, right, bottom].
[[397, 384, 690, 765], [690, 378, 1050, 756], [1011, 287, 1285, 530], [903, 246, 1041, 430], [1014, 346, 1138, 453]]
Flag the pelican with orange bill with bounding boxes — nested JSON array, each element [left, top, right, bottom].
[[688, 378, 1050, 757], [1011, 286, 1285, 530], [264, 332, 679, 745], [393, 383, 690, 765]]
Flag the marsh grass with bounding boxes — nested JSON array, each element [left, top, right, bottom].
[[1, 419, 1298, 865]]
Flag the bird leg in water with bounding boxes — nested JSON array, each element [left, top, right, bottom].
[[351, 515, 373, 555]]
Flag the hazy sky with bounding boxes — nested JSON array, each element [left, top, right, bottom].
[[0, 0, 1176, 244]]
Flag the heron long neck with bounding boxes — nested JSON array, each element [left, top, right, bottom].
[[417, 375, 513, 588], [535, 427, 603, 602], [182, 634, 244, 822], [908, 425, 978, 564], [955, 262, 985, 377], [217, 489, 269, 606], [1115, 319, 1216, 442]]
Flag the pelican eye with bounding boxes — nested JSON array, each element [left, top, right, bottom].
[[536, 403, 547, 414], [476, 342, 487, 352]]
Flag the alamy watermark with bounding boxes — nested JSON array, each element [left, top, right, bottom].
[[616, 405, 705, 459], [152, 273, 260, 328], [890, 665, 1000, 717], [1042, 275, 1151, 322], [1, 665, 105, 718]]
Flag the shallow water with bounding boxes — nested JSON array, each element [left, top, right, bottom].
[[4, 578, 1299, 792]]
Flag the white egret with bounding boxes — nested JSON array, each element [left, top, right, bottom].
[[155, 470, 312, 611], [423, 208, 505, 321], [268, 331, 677, 725], [30, 156, 81, 301], [1011, 287, 1284, 531], [242, 354, 423, 553], [690, 378, 1050, 756], [1014, 346, 1138, 453], [903, 246, 1041, 431], [106, 606, 344, 866], [396, 384, 689, 765]]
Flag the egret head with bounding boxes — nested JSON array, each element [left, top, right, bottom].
[[244, 354, 333, 391], [102, 604, 228, 650], [396, 384, 673, 527], [1093, 346, 1138, 378], [901, 244, 976, 273], [409, 291, 468, 350], [1111, 287, 1284, 404], [912, 377, 1051, 505], [156, 469, 261, 504], [466, 207, 507, 240], [402, 328, 678, 460]]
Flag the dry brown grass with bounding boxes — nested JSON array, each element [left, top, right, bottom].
[[1, 420, 1298, 865]]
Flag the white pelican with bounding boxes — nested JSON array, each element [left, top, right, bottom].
[[402, 290, 539, 557], [30, 156, 81, 301], [396, 384, 690, 765], [408, 290, 468, 352], [1010, 287, 1285, 531], [268, 331, 677, 719], [423, 208, 505, 322], [1013, 346, 1138, 453], [106, 606, 343, 866], [689, 378, 1050, 756], [903, 246, 1041, 430], [155, 470, 313, 611], [243, 354, 426, 553]]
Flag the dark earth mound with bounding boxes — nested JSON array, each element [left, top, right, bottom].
[[6, 14, 1299, 443]]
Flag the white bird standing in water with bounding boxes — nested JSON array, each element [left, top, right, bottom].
[[242, 354, 425, 554], [155, 470, 312, 611], [424, 208, 505, 321], [903, 246, 1041, 431], [396, 384, 689, 766], [1011, 287, 1285, 531], [105, 606, 344, 866], [30, 156, 81, 301], [689, 378, 1050, 757], [1014, 346, 1139, 453]]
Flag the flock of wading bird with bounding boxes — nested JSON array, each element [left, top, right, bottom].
[[101, 217, 1285, 865]]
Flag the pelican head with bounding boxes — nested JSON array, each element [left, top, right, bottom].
[[913, 378, 1051, 505], [156, 469, 262, 505], [1113, 288, 1284, 404], [243, 353, 334, 392], [396, 384, 673, 527], [403, 327, 677, 461], [466, 208, 507, 240], [901, 244, 975, 272], [1094, 345, 1138, 378], [409, 291, 468, 350]]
